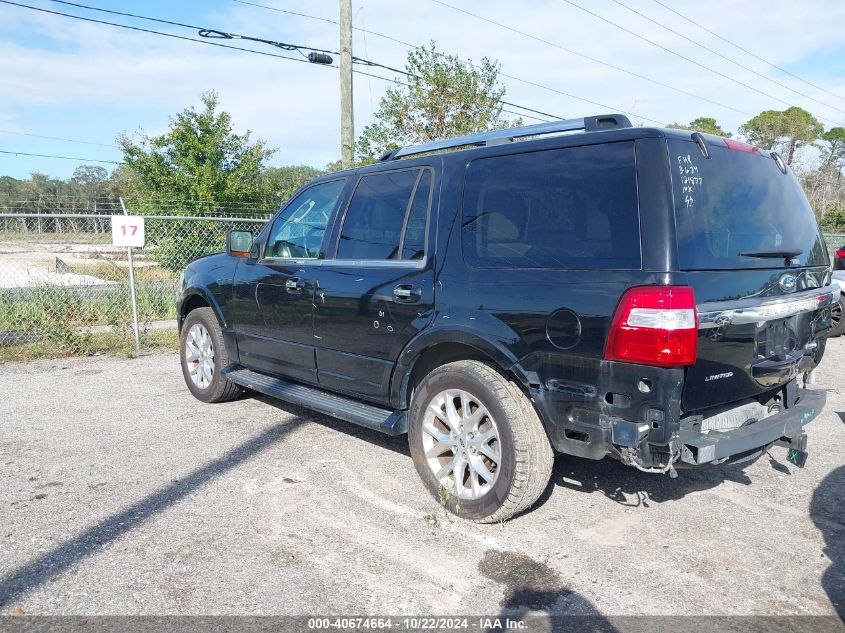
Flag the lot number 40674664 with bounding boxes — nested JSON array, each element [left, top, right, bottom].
[[111, 215, 145, 248]]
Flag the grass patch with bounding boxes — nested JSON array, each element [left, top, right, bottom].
[[0, 281, 178, 337], [0, 231, 112, 244], [0, 327, 179, 363], [66, 261, 178, 284]]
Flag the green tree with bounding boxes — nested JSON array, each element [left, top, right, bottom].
[[739, 107, 823, 164], [118, 91, 276, 270], [821, 127, 845, 173], [354, 43, 518, 162], [262, 165, 324, 206], [118, 91, 274, 211], [667, 117, 732, 137]]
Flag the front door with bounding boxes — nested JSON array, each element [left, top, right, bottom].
[[312, 166, 437, 403], [231, 178, 347, 383]]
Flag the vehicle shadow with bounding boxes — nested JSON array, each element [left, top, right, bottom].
[[493, 589, 619, 632], [0, 418, 305, 610], [810, 465, 844, 620], [542, 452, 756, 508], [478, 549, 618, 631], [251, 392, 410, 457]]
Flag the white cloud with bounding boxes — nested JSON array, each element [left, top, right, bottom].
[[1, 0, 844, 179]]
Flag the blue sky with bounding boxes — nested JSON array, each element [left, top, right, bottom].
[[1, 0, 844, 181]]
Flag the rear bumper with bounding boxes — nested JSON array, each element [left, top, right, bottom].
[[677, 389, 826, 465]]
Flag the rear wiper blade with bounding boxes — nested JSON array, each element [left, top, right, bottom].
[[737, 249, 803, 259]]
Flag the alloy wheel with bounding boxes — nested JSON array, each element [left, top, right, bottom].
[[185, 323, 214, 389], [421, 388, 501, 500]]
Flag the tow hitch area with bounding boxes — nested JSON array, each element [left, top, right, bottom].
[[776, 432, 809, 468], [678, 389, 824, 467]]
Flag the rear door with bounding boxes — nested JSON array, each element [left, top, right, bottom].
[[311, 165, 437, 402], [667, 137, 832, 412]]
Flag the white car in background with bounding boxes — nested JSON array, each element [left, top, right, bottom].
[[831, 269, 845, 336]]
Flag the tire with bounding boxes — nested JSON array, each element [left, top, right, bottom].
[[829, 296, 845, 337], [179, 307, 242, 403], [408, 360, 554, 523]]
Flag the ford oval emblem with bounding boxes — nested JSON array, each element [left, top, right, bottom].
[[779, 273, 797, 293]]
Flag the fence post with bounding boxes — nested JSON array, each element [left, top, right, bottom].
[[119, 198, 141, 354]]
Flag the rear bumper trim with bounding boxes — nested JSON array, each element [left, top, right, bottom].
[[678, 389, 826, 464], [698, 284, 840, 329]]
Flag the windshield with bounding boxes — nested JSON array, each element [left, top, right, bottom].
[[668, 138, 827, 270]]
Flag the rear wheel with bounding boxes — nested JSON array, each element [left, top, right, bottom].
[[829, 296, 845, 337], [408, 360, 553, 523], [180, 307, 241, 403]]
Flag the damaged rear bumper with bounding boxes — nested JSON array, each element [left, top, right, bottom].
[[677, 388, 825, 465]]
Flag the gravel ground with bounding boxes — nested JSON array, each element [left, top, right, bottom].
[[0, 340, 843, 619]]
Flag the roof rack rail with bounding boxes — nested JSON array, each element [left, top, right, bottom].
[[386, 114, 632, 161]]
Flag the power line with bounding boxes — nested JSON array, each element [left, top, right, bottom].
[[231, 0, 336, 26], [47, 0, 457, 89], [607, 0, 845, 116], [429, 0, 755, 120], [230, 0, 414, 48], [231, 0, 568, 120], [231, 0, 665, 124], [557, 0, 844, 127], [0, 149, 122, 164], [0, 0, 317, 65], [321, 57, 561, 122], [11, 0, 561, 123], [651, 0, 845, 105], [0, 129, 119, 148], [49, 0, 336, 59]]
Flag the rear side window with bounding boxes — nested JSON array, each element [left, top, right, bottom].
[[669, 138, 827, 270], [337, 168, 432, 261], [462, 142, 641, 270]]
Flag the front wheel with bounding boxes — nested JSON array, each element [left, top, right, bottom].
[[180, 307, 241, 403], [408, 360, 554, 523]]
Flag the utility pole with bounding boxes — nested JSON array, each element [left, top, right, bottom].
[[340, 0, 353, 169]]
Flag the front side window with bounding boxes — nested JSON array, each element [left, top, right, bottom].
[[265, 179, 345, 259], [461, 142, 641, 270], [336, 169, 432, 261]]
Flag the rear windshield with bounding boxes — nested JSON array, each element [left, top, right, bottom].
[[668, 138, 827, 270]]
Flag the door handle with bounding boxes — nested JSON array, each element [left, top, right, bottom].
[[394, 284, 422, 301], [286, 277, 305, 292]]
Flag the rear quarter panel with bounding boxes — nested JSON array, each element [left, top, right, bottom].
[[397, 136, 686, 456]]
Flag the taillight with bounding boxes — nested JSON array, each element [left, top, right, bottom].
[[724, 139, 760, 154], [605, 286, 698, 367], [836, 249, 845, 259]]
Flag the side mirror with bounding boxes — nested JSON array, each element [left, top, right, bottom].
[[227, 230, 254, 257]]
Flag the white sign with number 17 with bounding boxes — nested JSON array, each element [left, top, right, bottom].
[[111, 215, 145, 248]]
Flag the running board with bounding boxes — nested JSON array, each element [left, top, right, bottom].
[[224, 368, 407, 436]]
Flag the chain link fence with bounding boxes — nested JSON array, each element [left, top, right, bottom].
[[1, 201, 844, 357], [0, 204, 270, 354], [825, 234, 845, 261]]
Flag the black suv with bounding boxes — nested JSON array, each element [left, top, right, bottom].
[[177, 114, 837, 522]]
